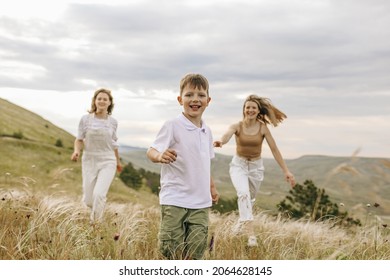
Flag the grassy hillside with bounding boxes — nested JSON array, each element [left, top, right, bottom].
[[0, 98, 74, 147], [0, 97, 158, 207]]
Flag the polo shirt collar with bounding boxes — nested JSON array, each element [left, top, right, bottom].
[[178, 113, 206, 132]]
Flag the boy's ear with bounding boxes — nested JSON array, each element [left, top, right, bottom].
[[177, 96, 183, 105]]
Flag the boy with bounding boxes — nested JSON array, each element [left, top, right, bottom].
[[147, 73, 219, 259]]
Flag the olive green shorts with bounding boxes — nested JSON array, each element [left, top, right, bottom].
[[159, 205, 209, 260]]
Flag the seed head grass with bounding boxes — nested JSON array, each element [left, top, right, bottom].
[[1, 188, 389, 260]]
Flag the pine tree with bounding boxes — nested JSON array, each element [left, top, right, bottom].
[[119, 162, 143, 190], [277, 179, 361, 227]]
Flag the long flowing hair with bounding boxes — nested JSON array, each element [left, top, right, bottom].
[[243, 95, 287, 126], [88, 88, 114, 115]]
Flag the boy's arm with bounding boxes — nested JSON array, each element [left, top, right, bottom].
[[147, 147, 177, 164], [210, 177, 219, 204], [146, 147, 161, 163]]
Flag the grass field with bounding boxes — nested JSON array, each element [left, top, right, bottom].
[[1, 183, 389, 260]]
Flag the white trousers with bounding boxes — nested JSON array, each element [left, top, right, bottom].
[[82, 152, 116, 222], [229, 155, 264, 222]]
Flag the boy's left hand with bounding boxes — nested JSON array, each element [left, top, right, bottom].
[[211, 189, 219, 204]]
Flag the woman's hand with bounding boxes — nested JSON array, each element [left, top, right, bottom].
[[213, 141, 223, 148], [285, 172, 296, 187]]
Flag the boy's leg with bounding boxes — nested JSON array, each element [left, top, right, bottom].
[[184, 208, 209, 260], [159, 205, 187, 259]]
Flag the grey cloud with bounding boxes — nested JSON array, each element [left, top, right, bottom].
[[1, 0, 389, 112], [1, 0, 390, 158]]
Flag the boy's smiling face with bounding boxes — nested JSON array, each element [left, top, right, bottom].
[[177, 84, 211, 124]]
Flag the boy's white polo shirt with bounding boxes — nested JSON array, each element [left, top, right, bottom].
[[151, 113, 215, 209]]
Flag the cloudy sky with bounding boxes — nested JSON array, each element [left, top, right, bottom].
[[0, 0, 389, 159]]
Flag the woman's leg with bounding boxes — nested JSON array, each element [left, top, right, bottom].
[[91, 160, 116, 222], [246, 159, 265, 246], [229, 156, 253, 221], [81, 156, 97, 208], [248, 158, 264, 206]]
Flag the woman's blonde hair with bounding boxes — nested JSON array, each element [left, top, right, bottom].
[[243, 95, 286, 126], [88, 88, 114, 115]]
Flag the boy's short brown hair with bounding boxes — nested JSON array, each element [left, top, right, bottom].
[[179, 73, 209, 96]]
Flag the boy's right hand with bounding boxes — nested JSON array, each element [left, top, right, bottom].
[[159, 149, 177, 164]]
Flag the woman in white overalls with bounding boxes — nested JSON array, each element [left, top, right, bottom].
[[71, 88, 122, 224]]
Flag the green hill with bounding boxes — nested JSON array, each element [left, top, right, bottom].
[[0, 97, 75, 186], [0, 98, 74, 147], [0, 97, 157, 207]]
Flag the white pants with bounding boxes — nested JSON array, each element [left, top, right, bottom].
[[229, 155, 264, 222], [82, 152, 116, 222]]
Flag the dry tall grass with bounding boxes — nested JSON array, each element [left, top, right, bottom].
[[1, 186, 389, 260]]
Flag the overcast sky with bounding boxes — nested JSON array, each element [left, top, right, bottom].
[[0, 0, 389, 159]]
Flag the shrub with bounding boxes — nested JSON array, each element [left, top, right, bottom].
[[138, 168, 160, 194], [13, 131, 24, 139], [277, 179, 361, 227], [55, 139, 63, 147], [119, 162, 143, 190]]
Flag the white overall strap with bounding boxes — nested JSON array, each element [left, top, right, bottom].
[[83, 114, 115, 156]]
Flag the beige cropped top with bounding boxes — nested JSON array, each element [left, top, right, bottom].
[[235, 121, 264, 160]]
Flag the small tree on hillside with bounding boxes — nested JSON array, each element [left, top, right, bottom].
[[277, 179, 361, 227], [55, 138, 63, 147], [138, 168, 160, 194], [119, 162, 143, 190], [12, 131, 24, 139]]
